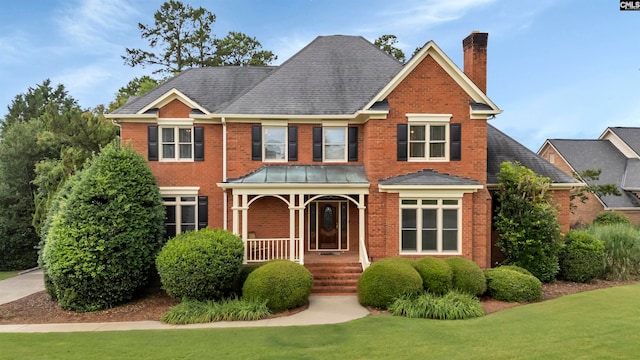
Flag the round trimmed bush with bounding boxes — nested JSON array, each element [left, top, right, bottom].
[[412, 257, 453, 295], [484, 267, 542, 302], [242, 260, 313, 313], [593, 211, 631, 226], [499, 265, 534, 277], [444, 257, 487, 296], [156, 228, 244, 301], [559, 230, 604, 283], [41, 144, 165, 312], [357, 258, 423, 309]]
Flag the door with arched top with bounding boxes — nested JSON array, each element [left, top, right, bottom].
[[308, 201, 349, 251]]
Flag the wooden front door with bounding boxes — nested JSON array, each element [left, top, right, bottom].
[[309, 201, 349, 251]]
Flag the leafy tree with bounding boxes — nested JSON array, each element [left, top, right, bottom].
[[570, 169, 620, 212], [494, 161, 563, 282], [122, 1, 276, 75], [108, 76, 160, 112], [42, 142, 165, 311], [374, 34, 406, 63]]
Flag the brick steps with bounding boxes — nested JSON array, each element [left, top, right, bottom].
[[305, 262, 362, 295]]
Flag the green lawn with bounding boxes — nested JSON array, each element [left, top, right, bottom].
[[2, 284, 639, 360], [0, 271, 18, 281]]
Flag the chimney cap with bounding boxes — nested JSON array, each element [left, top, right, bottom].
[[463, 31, 488, 48]]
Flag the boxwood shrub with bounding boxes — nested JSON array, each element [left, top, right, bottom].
[[156, 228, 244, 301], [357, 258, 423, 309], [592, 211, 631, 226], [412, 257, 453, 295], [242, 260, 313, 313], [444, 257, 487, 296], [559, 230, 605, 283], [41, 143, 165, 311], [484, 266, 542, 302]]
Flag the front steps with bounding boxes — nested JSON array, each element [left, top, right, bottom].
[[305, 262, 362, 295]]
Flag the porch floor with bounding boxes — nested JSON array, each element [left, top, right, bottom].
[[304, 250, 359, 264]]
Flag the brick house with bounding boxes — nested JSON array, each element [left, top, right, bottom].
[[108, 32, 577, 281], [539, 127, 640, 227]]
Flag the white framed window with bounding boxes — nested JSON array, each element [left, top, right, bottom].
[[400, 198, 461, 254], [323, 127, 347, 162], [263, 126, 287, 161], [407, 114, 451, 161], [160, 187, 199, 239], [160, 127, 193, 161]]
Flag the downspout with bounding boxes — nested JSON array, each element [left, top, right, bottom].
[[222, 117, 228, 230]]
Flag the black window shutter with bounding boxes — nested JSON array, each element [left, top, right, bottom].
[[348, 126, 358, 162], [148, 125, 159, 161], [450, 123, 461, 161], [312, 127, 323, 162], [198, 196, 208, 230], [397, 124, 408, 161], [194, 126, 204, 161], [288, 126, 298, 161], [251, 125, 262, 161]]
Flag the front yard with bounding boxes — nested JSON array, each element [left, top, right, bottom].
[[2, 283, 639, 359]]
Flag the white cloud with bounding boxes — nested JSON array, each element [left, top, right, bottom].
[[0, 31, 29, 65]]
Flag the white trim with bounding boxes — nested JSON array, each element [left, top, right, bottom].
[[364, 41, 501, 113], [157, 118, 195, 126], [406, 121, 450, 161], [158, 126, 194, 162], [406, 114, 452, 122], [218, 183, 370, 194], [159, 186, 200, 195], [599, 128, 639, 158], [379, 184, 483, 195], [139, 88, 210, 116]]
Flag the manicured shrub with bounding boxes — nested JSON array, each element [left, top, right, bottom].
[[242, 260, 313, 313], [412, 257, 453, 295], [484, 267, 542, 302], [41, 143, 165, 311], [389, 291, 484, 320], [161, 298, 270, 325], [499, 265, 534, 277], [559, 230, 605, 283], [357, 258, 423, 309], [232, 263, 265, 296], [156, 228, 244, 301], [589, 224, 640, 280], [444, 257, 486, 296], [592, 211, 631, 226]]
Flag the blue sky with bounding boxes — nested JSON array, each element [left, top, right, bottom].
[[0, 0, 638, 151]]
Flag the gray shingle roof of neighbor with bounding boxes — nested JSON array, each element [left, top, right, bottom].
[[548, 139, 640, 208], [220, 35, 404, 115], [227, 165, 369, 184], [379, 169, 481, 186], [622, 158, 640, 190], [487, 125, 579, 185], [608, 127, 640, 156], [110, 66, 276, 115]]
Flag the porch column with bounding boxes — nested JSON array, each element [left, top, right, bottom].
[[231, 192, 243, 263], [358, 194, 367, 266], [298, 194, 305, 265], [289, 193, 296, 262], [241, 194, 249, 242]]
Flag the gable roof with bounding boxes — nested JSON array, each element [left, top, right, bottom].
[[487, 125, 578, 185], [601, 127, 640, 157], [547, 139, 640, 208]]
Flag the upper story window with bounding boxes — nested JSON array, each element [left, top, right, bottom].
[[161, 127, 193, 161], [263, 126, 287, 161], [397, 114, 460, 162], [323, 127, 347, 162]]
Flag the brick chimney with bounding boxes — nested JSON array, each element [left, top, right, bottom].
[[463, 31, 488, 93]]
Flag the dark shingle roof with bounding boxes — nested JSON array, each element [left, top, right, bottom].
[[622, 158, 640, 190], [608, 127, 640, 156], [548, 139, 640, 208], [227, 165, 368, 184], [221, 35, 403, 115], [110, 67, 276, 115], [379, 169, 480, 186], [487, 125, 578, 185]]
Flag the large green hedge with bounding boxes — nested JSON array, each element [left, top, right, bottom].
[[484, 267, 542, 302], [559, 230, 604, 283], [412, 257, 453, 295], [242, 260, 313, 313], [41, 143, 165, 311], [357, 258, 423, 309], [156, 228, 244, 301], [444, 257, 486, 296]]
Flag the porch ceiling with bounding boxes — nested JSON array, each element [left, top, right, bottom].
[[226, 165, 369, 184]]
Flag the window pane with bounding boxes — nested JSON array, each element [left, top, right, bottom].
[[264, 127, 286, 160], [324, 128, 345, 144], [181, 224, 196, 233], [443, 209, 458, 229], [422, 199, 437, 205], [179, 128, 192, 143], [163, 144, 175, 159], [181, 197, 196, 202], [410, 126, 425, 141], [443, 200, 458, 205], [162, 197, 176, 202], [409, 143, 425, 157], [402, 199, 418, 205], [309, 204, 316, 232], [181, 205, 196, 224], [325, 145, 345, 160], [402, 230, 417, 251], [324, 128, 345, 160], [443, 230, 458, 251], [162, 128, 174, 142], [430, 143, 445, 158], [422, 209, 437, 229], [402, 209, 417, 229], [165, 225, 176, 239], [165, 205, 176, 223], [430, 125, 445, 141], [422, 230, 437, 251], [179, 144, 192, 159]]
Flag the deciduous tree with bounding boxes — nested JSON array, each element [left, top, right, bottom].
[[374, 34, 406, 63]]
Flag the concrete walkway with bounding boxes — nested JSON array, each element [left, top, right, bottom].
[[0, 270, 370, 333]]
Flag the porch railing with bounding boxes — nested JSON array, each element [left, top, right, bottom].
[[359, 235, 370, 270], [245, 238, 301, 263]]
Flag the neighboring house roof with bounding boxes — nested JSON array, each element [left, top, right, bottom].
[[547, 139, 640, 208], [379, 169, 480, 186], [226, 165, 369, 184], [606, 127, 640, 157], [487, 125, 578, 185]]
